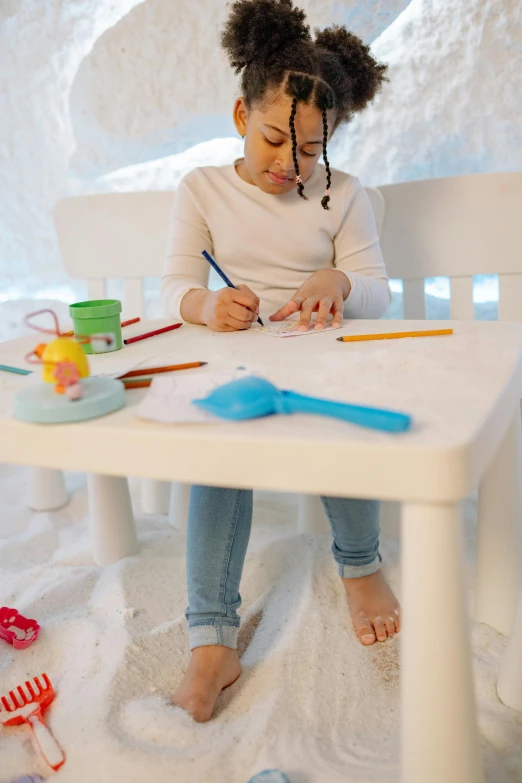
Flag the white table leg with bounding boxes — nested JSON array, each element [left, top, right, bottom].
[[87, 474, 138, 566], [28, 467, 67, 511], [497, 589, 522, 711], [168, 482, 191, 531], [402, 502, 483, 783], [297, 494, 329, 533], [141, 479, 171, 515], [476, 410, 522, 635]]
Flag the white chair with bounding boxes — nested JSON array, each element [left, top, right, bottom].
[[378, 172, 522, 713], [379, 172, 522, 320], [28, 192, 190, 564]]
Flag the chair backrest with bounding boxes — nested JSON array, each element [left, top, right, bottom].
[[364, 186, 385, 236], [54, 192, 175, 316], [377, 172, 522, 320], [54, 187, 385, 315]]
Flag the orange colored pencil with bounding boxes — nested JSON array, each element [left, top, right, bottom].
[[62, 317, 140, 338], [123, 379, 153, 389], [118, 361, 207, 380], [119, 317, 141, 328], [336, 328, 454, 343]]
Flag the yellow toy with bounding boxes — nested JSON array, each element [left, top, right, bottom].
[[23, 309, 109, 400], [35, 338, 90, 393]]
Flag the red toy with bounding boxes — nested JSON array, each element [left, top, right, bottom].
[[0, 674, 65, 770], [0, 607, 40, 650]]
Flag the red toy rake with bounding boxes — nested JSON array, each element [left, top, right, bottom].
[[0, 673, 65, 770]]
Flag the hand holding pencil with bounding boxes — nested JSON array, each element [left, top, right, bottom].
[[201, 250, 263, 331], [201, 286, 261, 333]]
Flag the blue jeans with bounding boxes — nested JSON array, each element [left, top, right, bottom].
[[186, 487, 381, 650]]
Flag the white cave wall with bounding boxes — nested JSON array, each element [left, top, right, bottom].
[[0, 0, 520, 302], [0, 0, 142, 297], [69, 0, 411, 176], [331, 0, 522, 185]]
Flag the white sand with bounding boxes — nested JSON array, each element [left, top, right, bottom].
[[0, 472, 521, 783]]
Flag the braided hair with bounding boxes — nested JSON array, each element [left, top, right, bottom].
[[221, 0, 388, 208], [289, 97, 307, 201], [321, 109, 331, 210]]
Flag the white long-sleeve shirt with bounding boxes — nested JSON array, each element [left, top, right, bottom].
[[161, 160, 391, 321]]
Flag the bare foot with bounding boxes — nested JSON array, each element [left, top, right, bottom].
[[342, 570, 400, 645], [172, 645, 241, 722]]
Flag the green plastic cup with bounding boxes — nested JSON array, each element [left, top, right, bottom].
[[69, 299, 123, 354]]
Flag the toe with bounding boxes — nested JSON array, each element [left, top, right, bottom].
[[373, 616, 388, 642], [393, 607, 401, 633], [355, 618, 376, 645], [384, 615, 396, 637], [183, 696, 213, 723]]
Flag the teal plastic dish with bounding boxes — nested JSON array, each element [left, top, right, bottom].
[[13, 377, 125, 424]]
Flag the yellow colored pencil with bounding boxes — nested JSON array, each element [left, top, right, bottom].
[[336, 328, 454, 343]]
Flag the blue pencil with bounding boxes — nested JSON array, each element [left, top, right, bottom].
[[0, 364, 32, 376], [202, 250, 264, 326]]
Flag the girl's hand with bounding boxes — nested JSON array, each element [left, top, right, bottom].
[[269, 269, 351, 331], [202, 285, 260, 332]]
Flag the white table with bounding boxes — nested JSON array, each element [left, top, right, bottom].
[[1, 319, 522, 783]]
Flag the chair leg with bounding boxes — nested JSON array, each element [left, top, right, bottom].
[[87, 474, 138, 566], [380, 500, 401, 538], [297, 494, 330, 533], [28, 467, 68, 511], [168, 482, 191, 531], [497, 589, 522, 711], [141, 479, 171, 515], [401, 501, 483, 783], [476, 410, 522, 635]]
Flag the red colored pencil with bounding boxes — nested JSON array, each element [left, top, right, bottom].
[[123, 322, 182, 345]]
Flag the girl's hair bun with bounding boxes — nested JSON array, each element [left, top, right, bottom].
[[315, 26, 388, 111], [221, 0, 311, 74]]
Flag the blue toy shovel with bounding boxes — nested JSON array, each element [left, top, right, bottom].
[[193, 376, 411, 433], [247, 771, 291, 783]]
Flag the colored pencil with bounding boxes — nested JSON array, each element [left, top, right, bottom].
[[336, 328, 454, 343], [123, 322, 182, 345], [202, 250, 264, 326], [0, 364, 33, 375], [120, 317, 141, 328], [62, 317, 141, 338], [123, 378, 153, 389], [118, 361, 207, 380]]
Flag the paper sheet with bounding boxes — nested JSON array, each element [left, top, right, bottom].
[[135, 369, 248, 424], [252, 320, 341, 338]]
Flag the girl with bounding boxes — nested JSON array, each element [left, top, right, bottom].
[[162, 0, 397, 723]]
